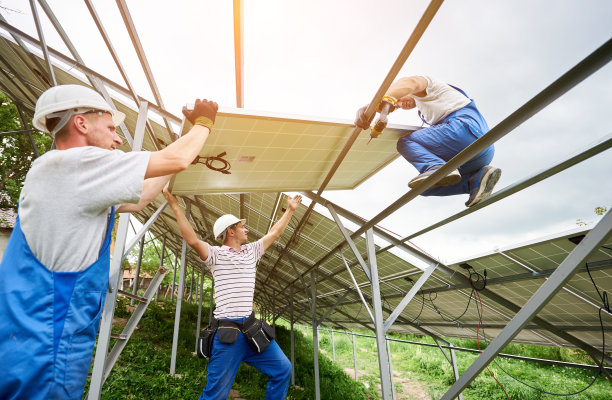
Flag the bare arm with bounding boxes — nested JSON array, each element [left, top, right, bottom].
[[162, 187, 210, 260], [116, 174, 172, 213], [386, 76, 428, 100], [262, 195, 302, 251], [145, 98, 218, 179], [145, 125, 209, 178]]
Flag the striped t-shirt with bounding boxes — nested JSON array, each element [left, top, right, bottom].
[[203, 239, 264, 319]]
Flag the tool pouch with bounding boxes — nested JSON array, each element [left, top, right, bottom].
[[196, 327, 215, 359], [217, 321, 242, 344], [243, 317, 275, 354]]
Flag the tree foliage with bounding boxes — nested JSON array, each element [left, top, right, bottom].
[[0, 91, 53, 208]]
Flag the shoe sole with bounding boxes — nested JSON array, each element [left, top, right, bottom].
[[408, 172, 462, 189], [465, 168, 501, 207]]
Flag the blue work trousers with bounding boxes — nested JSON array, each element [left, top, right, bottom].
[[199, 327, 291, 400], [397, 101, 494, 196]]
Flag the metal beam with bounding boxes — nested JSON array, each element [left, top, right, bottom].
[[328, 204, 371, 280], [122, 201, 168, 259], [368, 229, 392, 399], [311, 271, 320, 400], [28, 0, 56, 85], [340, 252, 374, 324], [115, 0, 173, 137], [232, 0, 244, 108], [441, 210, 612, 400], [384, 263, 438, 333], [170, 201, 191, 374]]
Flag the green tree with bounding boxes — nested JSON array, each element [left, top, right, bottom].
[[0, 91, 53, 208]]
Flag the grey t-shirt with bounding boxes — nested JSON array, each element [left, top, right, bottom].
[[19, 146, 151, 272]]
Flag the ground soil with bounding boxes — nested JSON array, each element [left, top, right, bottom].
[[343, 368, 431, 400]]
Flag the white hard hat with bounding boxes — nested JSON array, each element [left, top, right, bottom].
[[33, 84, 125, 136], [213, 214, 246, 240]]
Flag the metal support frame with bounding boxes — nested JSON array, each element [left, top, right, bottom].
[[122, 201, 168, 260], [311, 270, 321, 400], [131, 235, 145, 305], [28, 0, 56, 85], [195, 263, 204, 352], [156, 236, 166, 302], [328, 204, 371, 280], [37, 0, 134, 146], [93, 266, 168, 387], [171, 256, 177, 300], [384, 263, 438, 333], [386, 339, 396, 400], [351, 331, 358, 381], [115, 0, 173, 137], [441, 210, 612, 400], [233, 0, 244, 108], [170, 201, 191, 374], [88, 101, 147, 400], [290, 286, 295, 386], [15, 102, 40, 157], [367, 229, 393, 399], [340, 252, 374, 324]]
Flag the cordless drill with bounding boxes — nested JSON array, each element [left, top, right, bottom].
[[368, 95, 397, 144]]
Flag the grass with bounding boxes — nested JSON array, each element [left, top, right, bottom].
[[89, 299, 376, 399], [90, 298, 611, 399], [303, 324, 612, 400]]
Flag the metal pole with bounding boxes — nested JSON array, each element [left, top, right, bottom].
[[156, 237, 166, 302], [88, 100, 147, 400], [290, 287, 295, 386], [131, 235, 145, 306], [189, 266, 194, 302], [331, 329, 335, 362], [441, 210, 612, 400], [367, 229, 392, 399], [195, 264, 204, 353], [232, 0, 244, 108], [311, 270, 320, 400], [15, 103, 40, 158], [28, 0, 56, 85], [386, 339, 396, 400], [170, 202, 191, 374], [171, 256, 178, 301], [351, 332, 358, 381], [449, 344, 463, 400]]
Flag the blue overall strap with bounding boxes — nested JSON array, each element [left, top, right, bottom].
[[0, 206, 115, 400], [418, 83, 472, 126]]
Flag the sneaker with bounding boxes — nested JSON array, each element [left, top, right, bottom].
[[408, 165, 462, 189], [465, 166, 501, 207]]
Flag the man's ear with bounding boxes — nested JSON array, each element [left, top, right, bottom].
[[72, 114, 89, 135]]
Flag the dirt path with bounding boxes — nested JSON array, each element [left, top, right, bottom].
[[343, 368, 431, 400]]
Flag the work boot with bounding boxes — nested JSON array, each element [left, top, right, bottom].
[[465, 166, 502, 207], [408, 165, 461, 189]]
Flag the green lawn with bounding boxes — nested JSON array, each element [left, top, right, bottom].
[[91, 298, 611, 399]]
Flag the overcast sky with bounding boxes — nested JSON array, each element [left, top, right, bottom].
[[2, 0, 611, 264]]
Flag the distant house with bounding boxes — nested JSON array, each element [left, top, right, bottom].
[[0, 202, 16, 260], [121, 266, 154, 292]]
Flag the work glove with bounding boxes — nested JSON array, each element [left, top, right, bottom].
[[182, 99, 219, 131], [354, 104, 374, 130]]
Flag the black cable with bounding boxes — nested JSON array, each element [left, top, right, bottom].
[[479, 261, 608, 396], [428, 267, 486, 322], [192, 151, 231, 174], [404, 290, 425, 324]]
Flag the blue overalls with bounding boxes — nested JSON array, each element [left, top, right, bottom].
[[0, 208, 115, 399], [396, 87, 495, 196]]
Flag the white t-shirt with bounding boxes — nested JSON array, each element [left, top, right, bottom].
[[413, 76, 471, 125], [19, 146, 150, 272], [203, 240, 264, 319]]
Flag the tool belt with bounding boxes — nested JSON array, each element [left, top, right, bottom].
[[196, 312, 275, 359]]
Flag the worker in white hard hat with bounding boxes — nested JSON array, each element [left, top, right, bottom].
[[355, 75, 501, 207], [163, 187, 302, 400], [0, 84, 218, 400]]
